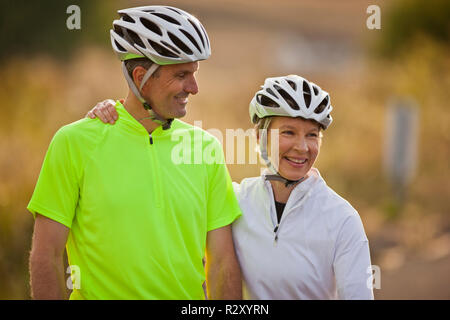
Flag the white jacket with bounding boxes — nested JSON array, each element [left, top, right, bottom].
[[232, 168, 374, 300]]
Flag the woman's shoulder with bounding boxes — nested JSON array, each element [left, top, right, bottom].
[[316, 186, 358, 219], [309, 171, 359, 219], [232, 176, 264, 199], [309, 177, 367, 239]]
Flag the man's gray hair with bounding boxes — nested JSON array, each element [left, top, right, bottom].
[[123, 58, 157, 80]]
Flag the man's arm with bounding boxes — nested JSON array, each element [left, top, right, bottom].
[[29, 214, 70, 300], [205, 224, 242, 300]]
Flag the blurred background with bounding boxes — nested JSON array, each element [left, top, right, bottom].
[[0, 0, 449, 299]]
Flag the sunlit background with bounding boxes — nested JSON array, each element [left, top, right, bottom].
[[0, 0, 449, 299]]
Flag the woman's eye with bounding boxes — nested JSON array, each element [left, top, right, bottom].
[[282, 130, 294, 135]]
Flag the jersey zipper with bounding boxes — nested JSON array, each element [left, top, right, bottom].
[[146, 132, 162, 209], [268, 182, 311, 247]]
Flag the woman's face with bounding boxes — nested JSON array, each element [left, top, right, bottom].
[[266, 116, 321, 181]]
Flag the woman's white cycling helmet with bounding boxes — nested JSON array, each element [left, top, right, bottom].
[[111, 5, 211, 64], [250, 75, 333, 186], [250, 75, 333, 129]]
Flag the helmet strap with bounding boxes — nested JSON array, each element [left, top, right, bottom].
[[259, 117, 306, 188], [259, 118, 277, 174], [139, 64, 159, 90], [121, 62, 174, 130], [264, 174, 305, 187]]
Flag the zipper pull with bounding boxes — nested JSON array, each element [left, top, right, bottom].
[[149, 134, 153, 145], [273, 224, 279, 246]]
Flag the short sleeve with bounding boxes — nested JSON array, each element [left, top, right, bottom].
[[206, 142, 242, 231], [27, 127, 80, 228], [333, 213, 374, 300], [232, 181, 241, 200]]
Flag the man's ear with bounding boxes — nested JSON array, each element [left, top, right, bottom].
[[132, 66, 146, 88]]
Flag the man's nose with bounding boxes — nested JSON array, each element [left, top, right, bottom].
[[185, 76, 198, 95]]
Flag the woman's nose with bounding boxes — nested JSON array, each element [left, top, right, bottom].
[[293, 137, 308, 152]]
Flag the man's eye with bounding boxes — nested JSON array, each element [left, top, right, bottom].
[[177, 73, 186, 78], [282, 130, 294, 135], [308, 133, 318, 137]]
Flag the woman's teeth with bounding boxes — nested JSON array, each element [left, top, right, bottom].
[[285, 157, 307, 164]]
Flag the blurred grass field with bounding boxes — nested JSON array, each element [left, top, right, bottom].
[[0, 0, 449, 299]]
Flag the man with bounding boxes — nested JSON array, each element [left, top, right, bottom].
[[28, 6, 242, 300]]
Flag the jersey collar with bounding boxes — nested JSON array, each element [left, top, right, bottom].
[[262, 167, 321, 198], [115, 101, 176, 138]]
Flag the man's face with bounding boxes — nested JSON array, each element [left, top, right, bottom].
[[141, 61, 199, 119]]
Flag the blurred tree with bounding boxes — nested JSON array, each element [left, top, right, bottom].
[[376, 0, 450, 57], [0, 0, 119, 63]]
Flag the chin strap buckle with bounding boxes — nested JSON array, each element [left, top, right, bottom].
[[264, 174, 305, 187], [142, 103, 174, 130], [161, 118, 173, 130]]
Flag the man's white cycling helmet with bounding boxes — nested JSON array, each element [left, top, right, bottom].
[[250, 75, 333, 186], [110, 6, 211, 129]]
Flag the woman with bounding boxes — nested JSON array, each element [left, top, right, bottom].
[[231, 75, 373, 299], [88, 75, 374, 300]]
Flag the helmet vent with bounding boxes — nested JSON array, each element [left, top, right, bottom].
[[266, 88, 277, 98], [180, 29, 201, 52], [257, 94, 280, 108], [302, 81, 311, 108], [140, 18, 163, 36], [126, 29, 145, 48], [314, 96, 329, 114], [121, 14, 135, 23], [188, 19, 205, 47], [148, 39, 178, 58], [168, 32, 193, 55], [161, 40, 181, 54], [287, 80, 297, 91], [200, 24, 209, 47], [152, 13, 181, 25], [312, 85, 319, 95], [113, 25, 124, 37], [114, 40, 126, 52], [277, 88, 299, 110], [165, 7, 182, 15]]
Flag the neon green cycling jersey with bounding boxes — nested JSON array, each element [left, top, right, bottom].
[[27, 101, 242, 299]]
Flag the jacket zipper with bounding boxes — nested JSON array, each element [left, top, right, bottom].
[[273, 224, 280, 245], [267, 184, 281, 246], [270, 185, 311, 247]]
